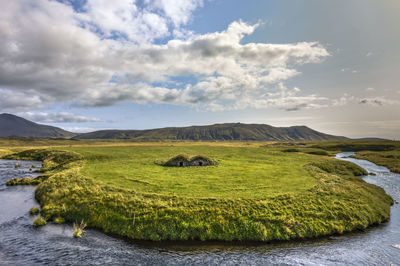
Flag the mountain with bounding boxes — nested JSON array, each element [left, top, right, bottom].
[[353, 137, 389, 141], [0, 114, 348, 141], [73, 123, 348, 141], [0, 113, 76, 138]]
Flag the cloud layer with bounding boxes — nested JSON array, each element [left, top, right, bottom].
[[0, 0, 330, 113], [19, 112, 103, 123], [332, 93, 400, 107]]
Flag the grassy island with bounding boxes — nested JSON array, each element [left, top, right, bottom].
[[1, 141, 395, 241]]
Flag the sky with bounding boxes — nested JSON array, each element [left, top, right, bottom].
[[1, 0, 399, 139]]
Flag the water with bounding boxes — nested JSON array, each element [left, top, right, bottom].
[[1, 153, 400, 265]]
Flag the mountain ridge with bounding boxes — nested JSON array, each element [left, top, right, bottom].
[[0, 113, 349, 141], [73, 122, 348, 141], [0, 113, 76, 138]]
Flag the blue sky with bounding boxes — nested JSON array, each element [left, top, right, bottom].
[[1, 0, 400, 138]]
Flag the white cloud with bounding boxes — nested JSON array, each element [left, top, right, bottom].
[[153, 0, 203, 27], [359, 97, 400, 106], [199, 83, 329, 112], [61, 126, 111, 133], [19, 112, 104, 123], [340, 68, 358, 74], [332, 93, 400, 107], [0, 0, 329, 113], [80, 0, 172, 43], [332, 93, 355, 107], [0, 89, 46, 112]]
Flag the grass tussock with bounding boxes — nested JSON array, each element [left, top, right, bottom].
[[53, 216, 65, 224], [30, 207, 40, 215], [6, 176, 46, 186], [33, 217, 47, 227], [73, 220, 87, 238]]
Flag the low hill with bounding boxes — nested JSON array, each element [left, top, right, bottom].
[[73, 123, 347, 141], [0, 113, 76, 138]]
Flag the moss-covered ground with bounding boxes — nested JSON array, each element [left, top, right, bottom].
[[1, 140, 396, 241]]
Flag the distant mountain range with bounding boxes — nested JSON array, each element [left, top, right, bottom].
[[0, 113, 76, 138], [0, 113, 348, 141], [73, 123, 348, 141]]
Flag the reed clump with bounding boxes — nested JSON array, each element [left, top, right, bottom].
[[73, 220, 87, 238]]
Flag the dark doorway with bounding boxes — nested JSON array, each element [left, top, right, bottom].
[[179, 162, 184, 167], [198, 161, 203, 166]]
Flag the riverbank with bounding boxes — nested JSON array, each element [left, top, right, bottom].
[[352, 151, 400, 174], [2, 143, 394, 242]]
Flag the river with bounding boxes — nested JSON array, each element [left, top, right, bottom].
[[0, 152, 399, 265]]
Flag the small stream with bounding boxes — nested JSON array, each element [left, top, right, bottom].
[[0, 153, 399, 265]]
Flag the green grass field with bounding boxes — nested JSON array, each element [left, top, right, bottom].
[[1, 140, 397, 241], [66, 145, 321, 199]]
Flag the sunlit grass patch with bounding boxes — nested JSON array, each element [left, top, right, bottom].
[[67, 145, 320, 199], [33, 217, 47, 227], [53, 216, 65, 224]]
